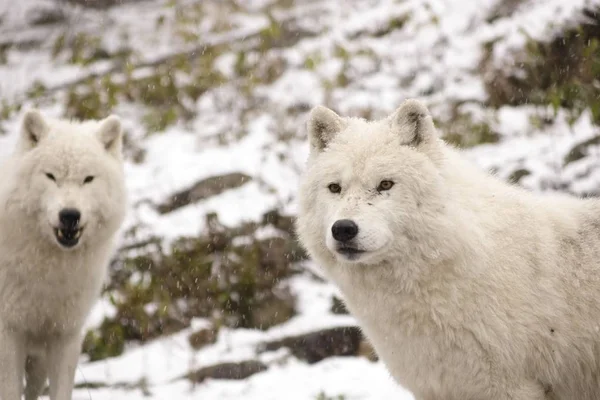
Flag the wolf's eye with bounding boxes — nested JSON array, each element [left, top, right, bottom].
[[377, 180, 394, 191], [45, 173, 56, 181], [83, 176, 95, 184], [328, 183, 341, 194]]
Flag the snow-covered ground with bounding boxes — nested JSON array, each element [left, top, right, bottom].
[[1, 0, 600, 398], [75, 273, 413, 400]]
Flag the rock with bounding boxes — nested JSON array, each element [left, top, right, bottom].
[[65, 0, 151, 9], [261, 326, 362, 364], [261, 209, 296, 235], [188, 327, 218, 350], [507, 168, 531, 184], [249, 289, 296, 330], [564, 135, 600, 166], [257, 236, 302, 279], [27, 5, 66, 26], [156, 172, 252, 214], [186, 360, 268, 383], [358, 338, 379, 362], [330, 295, 349, 315], [486, 0, 525, 23]]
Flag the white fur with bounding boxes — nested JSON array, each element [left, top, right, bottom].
[[296, 99, 600, 399], [0, 110, 127, 400]]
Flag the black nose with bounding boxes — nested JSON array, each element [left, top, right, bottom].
[[59, 208, 81, 228], [331, 219, 359, 242]]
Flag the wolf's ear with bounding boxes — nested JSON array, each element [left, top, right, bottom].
[[390, 99, 437, 146], [20, 109, 49, 151], [307, 106, 344, 152], [96, 115, 123, 158]]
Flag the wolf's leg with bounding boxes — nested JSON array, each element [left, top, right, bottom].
[[47, 335, 81, 400], [0, 329, 26, 400], [24, 354, 48, 400]]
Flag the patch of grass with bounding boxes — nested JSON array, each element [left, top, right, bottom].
[[174, 2, 204, 43], [51, 32, 118, 66], [373, 14, 410, 37], [82, 210, 306, 361], [0, 101, 22, 135], [304, 52, 322, 70], [0, 101, 21, 120], [336, 69, 350, 88], [142, 108, 180, 132], [333, 45, 350, 61], [82, 319, 127, 361], [483, 8, 600, 125], [349, 13, 410, 38], [270, 0, 296, 10], [51, 33, 67, 59], [234, 50, 287, 96], [436, 111, 500, 148], [258, 14, 283, 52], [257, 14, 316, 51], [135, 67, 180, 106], [65, 76, 119, 120], [64, 46, 225, 131], [26, 81, 48, 99], [0, 43, 9, 64]]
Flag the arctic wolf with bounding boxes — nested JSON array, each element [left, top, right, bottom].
[[296, 99, 600, 400], [0, 110, 127, 400]]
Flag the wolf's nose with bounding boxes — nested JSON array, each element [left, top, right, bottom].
[[331, 219, 359, 242], [59, 208, 81, 228]]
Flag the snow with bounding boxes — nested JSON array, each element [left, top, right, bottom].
[[1, 0, 600, 398], [72, 358, 410, 400], [73, 273, 390, 399]]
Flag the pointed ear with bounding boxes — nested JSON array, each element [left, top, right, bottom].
[[96, 115, 123, 158], [307, 106, 345, 151], [390, 99, 437, 146], [20, 109, 49, 151]]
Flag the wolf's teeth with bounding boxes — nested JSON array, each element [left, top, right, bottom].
[[57, 230, 64, 239], [74, 230, 81, 239]]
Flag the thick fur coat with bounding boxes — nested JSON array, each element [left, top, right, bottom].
[[296, 99, 600, 400], [0, 110, 127, 400]]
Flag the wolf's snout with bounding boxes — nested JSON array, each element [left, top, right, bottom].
[[331, 219, 359, 242], [59, 208, 81, 228], [55, 208, 84, 248]]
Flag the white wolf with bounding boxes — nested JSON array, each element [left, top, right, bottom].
[[296, 99, 600, 400], [0, 110, 127, 400]]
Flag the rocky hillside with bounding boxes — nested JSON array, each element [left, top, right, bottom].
[[0, 0, 599, 398]]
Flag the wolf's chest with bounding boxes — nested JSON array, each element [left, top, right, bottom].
[[0, 256, 100, 335], [335, 271, 497, 393]]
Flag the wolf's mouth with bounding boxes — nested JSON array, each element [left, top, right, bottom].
[[54, 227, 84, 248], [336, 245, 366, 259]]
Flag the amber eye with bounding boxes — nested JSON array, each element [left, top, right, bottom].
[[45, 173, 56, 181], [328, 183, 341, 194], [378, 180, 394, 191], [83, 176, 95, 184]]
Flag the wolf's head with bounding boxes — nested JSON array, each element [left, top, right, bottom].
[[4, 110, 127, 250], [297, 99, 448, 267]]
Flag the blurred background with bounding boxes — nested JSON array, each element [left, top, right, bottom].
[[0, 0, 599, 398]]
